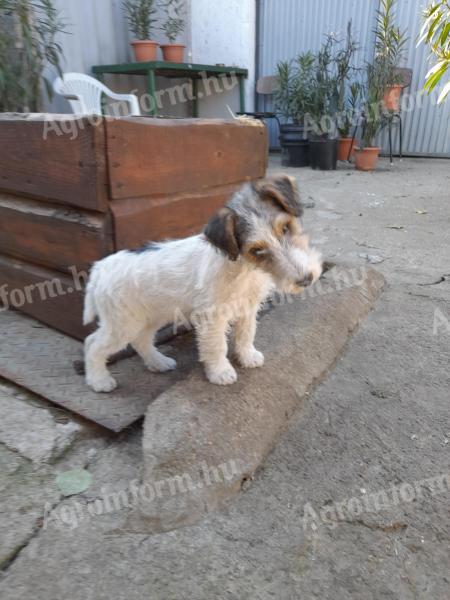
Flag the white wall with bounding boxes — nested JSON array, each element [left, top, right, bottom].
[[44, 0, 256, 118], [190, 0, 256, 116]]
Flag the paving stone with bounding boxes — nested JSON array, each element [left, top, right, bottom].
[[0, 382, 82, 463]]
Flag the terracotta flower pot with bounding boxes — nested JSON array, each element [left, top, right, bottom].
[[354, 147, 381, 172], [383, 84, 402, 111], [161, 44, 186, 63], [131, 40, 159, 62], [338, 137, 356, 161]]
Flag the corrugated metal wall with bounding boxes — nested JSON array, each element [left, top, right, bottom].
[[258, 0, 450, 157]]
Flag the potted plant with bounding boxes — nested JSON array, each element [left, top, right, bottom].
[[159, 0, 186, 63], [334, 22, 360, 161], [337, 82, 361, 160], [354, 63, 385, 171], [123, 0, 159, 62], [374, 0, 408, 111], [306, 36, 339, 171], [274, 53, 315, 167], [0, 0, 66, 112]]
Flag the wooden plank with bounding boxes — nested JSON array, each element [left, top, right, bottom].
[[0, 114, 108, 211], [110, 183, 243, 248], [0, 309, 196, 432], [0, 255, 90, 340], [106, 117, 268, 200], [0, 194, 113, 273]]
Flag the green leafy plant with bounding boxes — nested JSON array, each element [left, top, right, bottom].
[[275, 24, 360, 137], [159, 0, 185, 43], [337, 81, 362, 137], [274, 52, 316, 125], [360, 62, 387, 147], [374, 0, 408, 88], [275, 38, 340, 135], [419, 0, 450, 103], [123, 0, 157, 40], [0, 0, 66, 112], [356, 0, 407, 147], [308, 34, 340, 135], [334, 21, 359, 129]]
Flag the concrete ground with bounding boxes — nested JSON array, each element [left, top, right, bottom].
[[0, 156, 449, 599]]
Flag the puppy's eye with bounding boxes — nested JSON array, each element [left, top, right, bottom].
[[282, 223, 290, 235], [250, 247, 267, 259]]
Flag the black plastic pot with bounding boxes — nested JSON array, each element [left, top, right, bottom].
[[309, 137, 338, 171], [279, 124, 309, 167]]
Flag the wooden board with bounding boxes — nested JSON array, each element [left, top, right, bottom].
[[0, 194, 113, 273], [106, 117, 268, 200], [0, 254, 90, 340], [110, 183, 241, 248], [0, 309, 196, 431], [0, 114, 108, 212]]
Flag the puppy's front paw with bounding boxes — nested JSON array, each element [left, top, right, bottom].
[[237, 348, 265, 369], [206, 363, 238, 386], [87, 374, 118, 393], [146, 354, 177, 373]]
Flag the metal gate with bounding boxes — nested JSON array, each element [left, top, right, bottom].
[[257, 0, 450, 157]]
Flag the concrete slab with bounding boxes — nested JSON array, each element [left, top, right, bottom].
[[0, 382, 82, 463], [0, 447, 59, 571], [0, 310, 196, 432], [132, 265, 385, 532]]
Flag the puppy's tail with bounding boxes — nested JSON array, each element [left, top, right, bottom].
[[83, 268, 98, 325], [83, 287, 97, 325]]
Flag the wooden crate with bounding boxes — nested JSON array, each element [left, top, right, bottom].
[[0, 114, 268, 339], [105, 117, 268, 199], [111, 183, 243, 249], [0, 113, 108, 211], [0, 255, 91, 340], [0, 194, 113, 273]]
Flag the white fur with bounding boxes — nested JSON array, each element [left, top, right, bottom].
[[84, 167, 328, 394], [83, 233, 322, 392]]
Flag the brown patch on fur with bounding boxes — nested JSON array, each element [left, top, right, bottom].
[[272, 214, 291, 238], [243, 241, 271, 265], [272, 214, 303, 239], [204, 207, 241, 261], [254, 174, 303, 217]]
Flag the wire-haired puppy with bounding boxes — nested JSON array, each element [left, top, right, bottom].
[[83, 174, 322, 392]]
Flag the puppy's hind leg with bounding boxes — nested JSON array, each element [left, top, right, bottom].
[[132, 326, 177, 373], [85, 328, 126, 393]]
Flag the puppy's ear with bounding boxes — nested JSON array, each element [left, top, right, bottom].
[[255, 174, 303, 217], [204, 207, 241, 261]]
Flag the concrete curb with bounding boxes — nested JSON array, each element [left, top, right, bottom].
[[126, 265, 385, 533]]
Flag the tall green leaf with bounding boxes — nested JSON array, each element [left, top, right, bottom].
[[0, 0, 67, 112], [419, 1, 450, 104]]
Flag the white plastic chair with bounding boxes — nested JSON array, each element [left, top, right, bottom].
[[53, 73, 141, 116]]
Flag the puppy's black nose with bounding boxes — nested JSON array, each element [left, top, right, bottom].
[[297, 273, 313, 287]]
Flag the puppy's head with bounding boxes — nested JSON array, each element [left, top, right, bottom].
[[204, 174, 322, 294]]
